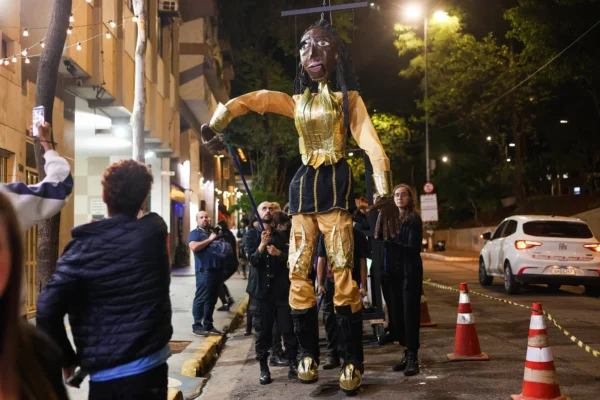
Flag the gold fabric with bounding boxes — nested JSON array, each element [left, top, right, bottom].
[[213, 87, 391, 175], [373, 170, 393, 197], [208, 103, 234, 134], [297, 357, 319, 383], [288, 209, 361, 313], [295, 83, 346, 167], [339, 364, 362, 393]]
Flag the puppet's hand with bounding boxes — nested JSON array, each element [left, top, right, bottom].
[[368, 197, 401, 241], [200, 124, 227, 152]]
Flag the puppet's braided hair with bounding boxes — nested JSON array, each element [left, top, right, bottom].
[[294, 19, 359, 128]]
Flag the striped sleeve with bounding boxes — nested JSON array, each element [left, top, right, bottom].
[[0, 150, 73, 231]]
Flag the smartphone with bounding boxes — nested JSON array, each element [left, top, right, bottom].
[[32, 106, 45, 137], [65, 368, 88, 388]]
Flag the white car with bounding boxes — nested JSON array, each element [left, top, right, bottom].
[[479, 215, 600, 295]]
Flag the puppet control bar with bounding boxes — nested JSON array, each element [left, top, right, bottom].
[[281, 2, 369, 17]]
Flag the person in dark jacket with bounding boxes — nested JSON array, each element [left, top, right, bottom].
[[0, 193, 69, 400], [36, 160, 172, 399], [245, 202, 298, 385], [386, 184, 423, 376], [217, 220, 237, 311]]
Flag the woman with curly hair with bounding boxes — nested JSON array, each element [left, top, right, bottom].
[[200, 18, 400, 393], [36, 160, 173, 399], [385, 184, 424, 377]]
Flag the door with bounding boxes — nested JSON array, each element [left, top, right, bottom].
[[488, 221, 509, 275], [24, 168, 39, 314], [497, 220, 518, 274]]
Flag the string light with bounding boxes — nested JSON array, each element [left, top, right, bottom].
[[67, 26, 73, 34], [108, 20, 116, 28], [11, 56, 17, 63], [70, 14, 75, 23], [21, 48, 28, 56], [40, 40, 45, 48], [86, 0, 92, 2], [132, 15, 139, 22], [3, 59, 9, 66], [23, 28, 29, 37], [76, 42, 82, 51], [106, 31, 111, 39], [25, 57, 30, 64]]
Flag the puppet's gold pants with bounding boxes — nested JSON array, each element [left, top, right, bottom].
[[288, 209, 361, 314]]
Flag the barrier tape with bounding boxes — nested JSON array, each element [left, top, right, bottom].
[[423, 279, 600, 359]]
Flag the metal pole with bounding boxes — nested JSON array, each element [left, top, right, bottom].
[[424, 14, 430, 183]]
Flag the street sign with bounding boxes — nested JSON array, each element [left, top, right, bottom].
[[420, 194, 439, 222], [423, 182, 435, 194]]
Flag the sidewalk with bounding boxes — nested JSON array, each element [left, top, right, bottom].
[[421, 249, 479, 262], [61, 267, 249, 400]]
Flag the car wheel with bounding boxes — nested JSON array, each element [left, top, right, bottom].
[[547, 284, 561, 293], [584, 286, 600, 298], [478, 258, 493, 286], [504, 262, 520, 295]]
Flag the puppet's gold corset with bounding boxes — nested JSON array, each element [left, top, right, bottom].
[[294, 84, 346, 168]]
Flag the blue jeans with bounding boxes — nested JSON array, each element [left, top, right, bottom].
[[193, 269, 223, 331]]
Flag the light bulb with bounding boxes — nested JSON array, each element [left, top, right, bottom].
[[25, 57, 30, 64], [76, 42, 82, 51], [70, 14, 75, 23], [109, 20, 116, 28], [86, 0, 92, 3], [11, 56, 17, 63], [3, 59, 9, 66], [23, 28, 29, 37], [67, 26, 73, 34], [22, 48, 28, 56], [106, 31, 111, 39], [132, 15, 139, 22], [40, 40, 45, 48]]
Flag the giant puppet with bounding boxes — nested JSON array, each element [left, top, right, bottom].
[[200, 18, 400, 393]]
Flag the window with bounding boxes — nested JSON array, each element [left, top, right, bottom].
[[502, 220, 518, 237], [491, 221, 509, 240], [0, 149, 10, 183], [1, 39, 7, 59], [523, 221, 593, 239]]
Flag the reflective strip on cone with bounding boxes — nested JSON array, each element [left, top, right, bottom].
[[528, 334, 549, 348], [526, 347, 554, 363], [457, 313, 475, 325], [459, 293, 469, 304], [529, 315, 546, 330], [523, 367, 560, 386]]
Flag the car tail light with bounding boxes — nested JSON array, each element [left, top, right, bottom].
[[583, 243, 600, 253], [515, 240, 542, 250]]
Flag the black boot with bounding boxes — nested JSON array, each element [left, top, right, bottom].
[[292, 306, 320, 383], [403, 352, 419, 376], [288, 359, 298, 379], [392, 349, 409, 372], [322, 356, 341, 370], [270, 353, 290, 367], [259, 358, 272, 385], [336, 306, 364, 393]]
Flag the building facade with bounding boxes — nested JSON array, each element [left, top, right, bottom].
[[0, 0, 236, 315]]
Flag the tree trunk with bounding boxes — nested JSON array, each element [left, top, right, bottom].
[[131, 0, 148, 162], [33, 0, 72, 290]]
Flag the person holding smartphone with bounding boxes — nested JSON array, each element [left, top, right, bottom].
[[0, 119, 73, 231]]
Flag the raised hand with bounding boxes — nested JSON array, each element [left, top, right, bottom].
[[368, 196, 401, 241], [200, 124, 227, 152]]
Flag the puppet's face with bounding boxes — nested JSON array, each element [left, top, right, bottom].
[[300, 28, 338, 82]]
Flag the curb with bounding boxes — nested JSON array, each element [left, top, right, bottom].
[[167, 388, 184, 400], [181, 294, 249, 378], [421, 252, 479, 262]]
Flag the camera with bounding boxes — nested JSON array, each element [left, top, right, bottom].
[[207, 225, 225, 240]]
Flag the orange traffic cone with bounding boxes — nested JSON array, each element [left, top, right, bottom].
[[511, 303, 570, 400], [420, 287, 437, 327], [447, 282, 489, 361]]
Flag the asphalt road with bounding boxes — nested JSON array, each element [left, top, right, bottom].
[[200, 259, 600, 399]]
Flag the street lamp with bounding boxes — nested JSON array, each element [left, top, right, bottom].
[[441, 155, 449, 163], [486, 136, 492, 142], [402, 3, 448, 183]]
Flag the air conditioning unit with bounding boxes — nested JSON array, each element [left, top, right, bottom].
[[158, 0, 179, 14]]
